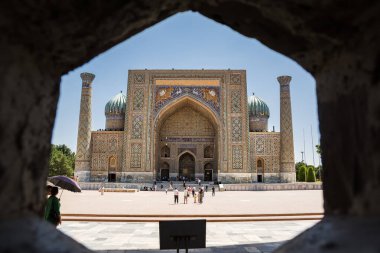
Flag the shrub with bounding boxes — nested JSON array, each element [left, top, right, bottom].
[[306, 166, 316, 182], [295, 162, 307, 181], [298, 165, 307, 182]]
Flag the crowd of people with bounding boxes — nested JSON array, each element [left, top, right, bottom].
[[173, 185, 215, 204]]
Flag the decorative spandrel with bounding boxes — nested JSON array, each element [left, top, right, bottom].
[[154, 86, 220, 115]]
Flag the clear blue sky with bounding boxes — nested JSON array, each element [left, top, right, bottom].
[[53, 11, 321, 166]]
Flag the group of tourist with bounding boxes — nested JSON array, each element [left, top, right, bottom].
[[173, 185, 215, 204]]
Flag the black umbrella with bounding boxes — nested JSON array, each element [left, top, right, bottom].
[[48, 175, 81, 193]]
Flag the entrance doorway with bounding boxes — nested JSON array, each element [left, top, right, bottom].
[[179, 153, 195, 180], [257, 174, 263, 183], [161, 169, 169, 181], [204, 163, 213, 181], [204, 169, 212, 181], [108, 173, 116, 182]]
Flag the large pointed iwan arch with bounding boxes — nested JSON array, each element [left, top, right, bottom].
[[153, 95, 221, 180]]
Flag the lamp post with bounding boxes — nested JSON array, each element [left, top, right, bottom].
[[301, 151, 304, 162]]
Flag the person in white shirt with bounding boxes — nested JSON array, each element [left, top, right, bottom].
[[174, 188, 179, 204], [183, 188, 188, 204]]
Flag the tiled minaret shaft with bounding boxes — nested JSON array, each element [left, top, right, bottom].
[[74, 72, 95, 182], [278, 76, 296, 183]]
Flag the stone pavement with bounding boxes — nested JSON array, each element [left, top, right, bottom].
[[59, 220, 318, 252], [60, 190, 323, 215]]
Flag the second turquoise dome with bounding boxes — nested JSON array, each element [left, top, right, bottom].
[[248, 94, 270, 118], [105, 93, 126, 114]]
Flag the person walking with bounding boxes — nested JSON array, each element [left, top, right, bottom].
[[206, 185, 208, 192], [194, 190, 197, 203], [192, 187, 195, 197], [174, 188, 179, 204], [44, 186, 61, 227], [199, 188, 203, 204], [212, 186, 215, 196], [183, 188, 188, 204]]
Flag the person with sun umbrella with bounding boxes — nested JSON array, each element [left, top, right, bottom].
[[45, 176, 82, 227], [44, 186, 61, 227]]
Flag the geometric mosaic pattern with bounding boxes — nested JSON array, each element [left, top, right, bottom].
[[77, 93, 91, 161], [231, 90, 242, 113], [133, 89, 144, 111], [108, 137, 118, 152], [278, 78, 295, 172], [131, 115, 143, 139], [231, 117, 242, 142], [134, 73, 145, 84], [250, 133, 281, 174], [232, 145, 243, 169], [230, 73, 241, 85], [256, 137, 264, 154], [130, 143, 142, 168]]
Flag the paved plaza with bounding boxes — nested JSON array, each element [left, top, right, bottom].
[[60, 190, 323, 215], [57, 190, 322, 252], [59, 220, 318, 252]]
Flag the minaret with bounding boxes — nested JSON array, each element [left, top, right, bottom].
[[277, 75, 296, 183], [74, 72, 95, 182]]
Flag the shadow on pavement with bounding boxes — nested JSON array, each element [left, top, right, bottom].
[[95, 241, 285, 253]]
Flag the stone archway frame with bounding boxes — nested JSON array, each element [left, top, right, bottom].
[[153, 95, 221, 181], [2, 2, 380, 253]]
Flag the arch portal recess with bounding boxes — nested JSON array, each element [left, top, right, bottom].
[[178, 152, 195, 180], [155, 95, 220, 131], [154, 95, 221, 180]]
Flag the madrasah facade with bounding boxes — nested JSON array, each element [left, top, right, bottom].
[[74, 70, 295, 183]]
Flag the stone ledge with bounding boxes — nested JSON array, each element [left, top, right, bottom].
[[275, 216, 380, 253], [98, 188, 138, 192], [0, 217, 92, 253], [224, 183, 322, 191]]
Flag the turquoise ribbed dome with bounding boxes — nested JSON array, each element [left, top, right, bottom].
[[248, 94, 270, 118], [105, 92, 126, 114]]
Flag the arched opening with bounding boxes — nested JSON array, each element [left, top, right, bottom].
[[108, 156, 117, 182], [6, 2, 377, 253], [160, 162, 170, 181], [178, 152, 195, 181], [204, 162, 213, 181], [257, 158, 264, 183], [154, 96, 220, 181], [161, 145, 170, 158]]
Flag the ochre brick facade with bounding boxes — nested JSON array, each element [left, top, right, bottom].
[[75, 70, 295, 183]]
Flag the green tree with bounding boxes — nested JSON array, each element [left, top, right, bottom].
[[48, 145, 75, 177], [306, 166, 316, 182], [298, 165, 307, 182], [295, 162, 307, 181], [313, 165, 322, 181], [316, 144, 322, 155]]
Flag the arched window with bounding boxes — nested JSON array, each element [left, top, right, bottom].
[[161, 145, 170, 157], [204, 163, 213, 170], [204, 146, 213, 158], [257, 159, 263, 168], [109, 156, 117, 168]]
